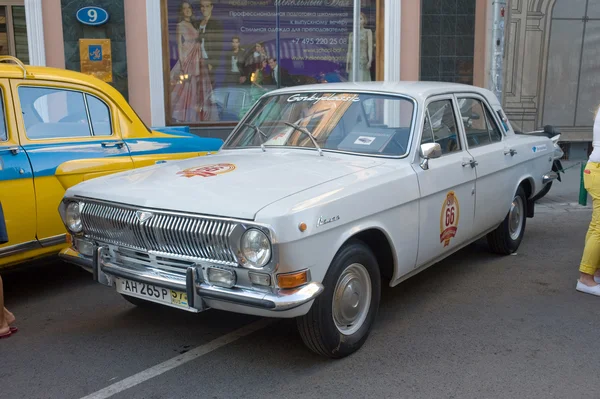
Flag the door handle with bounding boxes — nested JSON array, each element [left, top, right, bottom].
[[462, 159, 478, 168], [0, 146, 20, 155], [504, 148, 517, 156], [101, 141, 125, 148]]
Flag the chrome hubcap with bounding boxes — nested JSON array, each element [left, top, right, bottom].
[[332, 263, 371, 335], [509, 196, 524, 240]]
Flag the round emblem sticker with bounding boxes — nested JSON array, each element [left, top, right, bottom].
[[177, 163, 236, 178], [440, 191, 460, 247]]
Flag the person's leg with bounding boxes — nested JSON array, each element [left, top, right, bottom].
[[0, 275, 8, 334], [579, 164, 600, 289]]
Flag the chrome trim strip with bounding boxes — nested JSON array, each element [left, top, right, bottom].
[[39, 234, 67, 247], [0, 240, 41, 258]]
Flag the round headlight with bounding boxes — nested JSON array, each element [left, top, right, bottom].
[[240, 229, 271, 268], [66, 202, 83, 233]]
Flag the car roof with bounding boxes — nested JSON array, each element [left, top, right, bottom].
[[0, 63, 123, 97], [265, 81, 499, 104]]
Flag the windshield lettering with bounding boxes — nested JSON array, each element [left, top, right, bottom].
[[286, 93, 360, 103]]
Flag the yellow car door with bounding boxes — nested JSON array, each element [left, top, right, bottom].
[[0, 78, 37, 261], [11, 80, 134, 243]]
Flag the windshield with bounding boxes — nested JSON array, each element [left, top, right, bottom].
[[224, 92, 415, 157]]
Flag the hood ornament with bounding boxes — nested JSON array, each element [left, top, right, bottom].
[[136, 211, 154, 223]]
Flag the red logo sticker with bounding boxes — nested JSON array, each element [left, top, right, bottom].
[[177, 163, 236, 178], [440, 191, 460, 247], [585, 169, 591, 174]]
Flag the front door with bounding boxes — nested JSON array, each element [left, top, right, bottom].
[[0, 78, 36, 253], [11, 81, 134, 241], [414, 95, 477, 268]]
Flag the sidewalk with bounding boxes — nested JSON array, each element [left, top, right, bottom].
[[536, 160, 592, 213]]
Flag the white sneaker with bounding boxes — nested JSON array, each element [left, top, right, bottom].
[[576, 280, 600, 296]]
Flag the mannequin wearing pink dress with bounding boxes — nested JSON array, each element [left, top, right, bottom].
[[169, 2, 218, 122]]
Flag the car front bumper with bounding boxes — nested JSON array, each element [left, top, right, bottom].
[[59, 244, 324, 315]]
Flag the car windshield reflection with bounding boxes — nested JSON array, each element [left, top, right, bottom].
[[224, 92, 415, 157]]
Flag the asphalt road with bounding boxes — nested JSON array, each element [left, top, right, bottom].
[[2, 203, 600, 399]]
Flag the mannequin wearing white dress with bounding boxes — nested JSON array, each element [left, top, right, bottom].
[[346, 12, 373, 82]]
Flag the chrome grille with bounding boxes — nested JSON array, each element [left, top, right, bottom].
[[81, 201, 238, 265]]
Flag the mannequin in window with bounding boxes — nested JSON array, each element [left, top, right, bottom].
[[346, 12, 373, 82]]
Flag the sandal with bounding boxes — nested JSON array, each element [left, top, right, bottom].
[[0, 329, 11, 339], [9, 326, 17, 334]]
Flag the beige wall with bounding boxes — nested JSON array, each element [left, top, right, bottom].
[[124, 0, 151, 125], [400, 0, 420, 81], [473, 0, 488, 88], [42, 0, 65, 69]]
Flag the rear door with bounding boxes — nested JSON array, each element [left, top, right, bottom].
[[455, 94, 516, 234], [0, 78, 36, 254], [11, 80, 134, 242]]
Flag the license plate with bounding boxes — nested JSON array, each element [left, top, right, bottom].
[[115, 278, 198, 312]]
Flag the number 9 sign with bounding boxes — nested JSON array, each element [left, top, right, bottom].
[[440, 191, 460, 247], [76, 6, 109, 26]]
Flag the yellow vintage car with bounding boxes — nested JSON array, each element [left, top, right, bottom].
[[0, 57, 223, 269]]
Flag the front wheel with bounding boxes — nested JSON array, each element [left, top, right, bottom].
[[487, 186, 527, 255], [296, 239, 381, 359]]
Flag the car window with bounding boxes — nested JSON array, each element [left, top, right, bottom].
[[86, 94, 112, 136], [0, 89, 7, 142], [421, 99, 461, 155], [18, 86, 113, 140], [484, 105, 503, 142], [459, 98, 502, 147]]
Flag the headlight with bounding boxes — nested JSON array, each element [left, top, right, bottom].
[[65, 202, 83, 233], [240, 228, 271, 268]]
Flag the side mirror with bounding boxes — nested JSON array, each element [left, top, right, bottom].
[[419, 143, 442, 170]]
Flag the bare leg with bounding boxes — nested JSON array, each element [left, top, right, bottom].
[[0, 275, 8, 334]]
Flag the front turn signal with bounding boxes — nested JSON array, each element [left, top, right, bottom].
[[277, 270, 309, 289]]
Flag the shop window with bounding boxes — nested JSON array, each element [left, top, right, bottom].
[[163, 0, 380, 126], [420, 0, 475, 84], [0, 4, 29, 64]]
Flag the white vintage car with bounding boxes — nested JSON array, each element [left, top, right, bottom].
[[58, 82, 558, 358]]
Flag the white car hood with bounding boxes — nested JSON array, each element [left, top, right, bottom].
[[67, 149, 384, 220]]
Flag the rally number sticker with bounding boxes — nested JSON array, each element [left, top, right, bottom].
[[440, 191, 460, 247], [177, 163, 236, 178]]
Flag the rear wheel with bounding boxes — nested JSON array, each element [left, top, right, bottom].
[[296, 239, 381, 359], [487, 186, 527, 255]]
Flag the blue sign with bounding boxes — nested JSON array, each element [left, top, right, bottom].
[[88, 45, 103, 61], [76, 6, 109, 26]]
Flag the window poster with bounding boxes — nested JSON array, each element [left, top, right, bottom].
[[165, 0, 377, 124]]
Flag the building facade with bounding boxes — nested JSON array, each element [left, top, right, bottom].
[[19, 0, 594, 159]]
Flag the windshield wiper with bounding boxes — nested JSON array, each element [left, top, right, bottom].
[[284, 122, 323, 156], [243, 123, 268, 152]]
